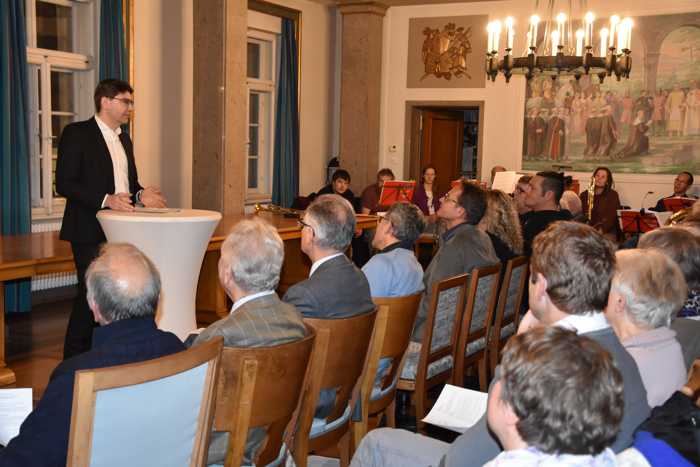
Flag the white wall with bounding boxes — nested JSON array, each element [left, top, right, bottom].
[[380, 0, 700, 209]]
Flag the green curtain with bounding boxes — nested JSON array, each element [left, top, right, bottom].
[[0, 0, 32, 312], [99, 0, 128, 82], [272, 18, 300, 208]]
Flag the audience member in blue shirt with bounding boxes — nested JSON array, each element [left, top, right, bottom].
[[362, 202, 426, 297]]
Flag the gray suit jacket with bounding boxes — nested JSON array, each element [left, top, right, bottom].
[[283, 254, 375, 319], [412, 223, 499, 342], [439, 327, 651, 467], [193, 293, 307, 466]]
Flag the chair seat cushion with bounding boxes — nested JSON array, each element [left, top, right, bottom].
[[400, 342, 453, 381], [310, 404, 352, 439], [465, 337, 486, 356], [501, 322, 515, 340]]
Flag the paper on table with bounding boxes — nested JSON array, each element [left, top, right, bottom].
[[422, 384, 488, 433], [134, 207, 181, 214], [0, 388, 32, 446]]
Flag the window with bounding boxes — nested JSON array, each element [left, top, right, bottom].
[[246, 30, 277, 203], [26, 0, 95, 219]]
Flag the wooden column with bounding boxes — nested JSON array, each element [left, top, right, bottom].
[[193, 0, 247, 215], [338, 1, 387, 191]]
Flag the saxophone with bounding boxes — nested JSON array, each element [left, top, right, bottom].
[[587, 176, 595, 222]]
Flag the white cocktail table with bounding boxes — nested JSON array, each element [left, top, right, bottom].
[[97, 209, 222, 340]]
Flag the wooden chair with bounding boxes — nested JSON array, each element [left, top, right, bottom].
[[454, 264, 502, 391], [212, 329, 316, 467], [293, 310, 377, 467], [682, 358, 700, 405], [66, 336, 224, 467], [487, 256, 529, 375], [396, 274, 469, 433], [352, 292, 422, 447]]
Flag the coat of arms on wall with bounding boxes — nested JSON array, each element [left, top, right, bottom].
[[407, 15, 487, 89], [421, 23, 472, 81]]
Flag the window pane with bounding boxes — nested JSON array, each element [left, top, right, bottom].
[[36, 1, 73, 52], [248, 158, 258, 189], [52, 115, 74, 151], [51, 71, 74, 112], [247, 42, 260, 78], [248, 125, 258, 156], [249, 93, 259, 123]]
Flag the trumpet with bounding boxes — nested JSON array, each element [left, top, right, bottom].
[[254, 203, 302, 218]]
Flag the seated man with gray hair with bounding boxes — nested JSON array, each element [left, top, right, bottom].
[[0, 244, 185, 467], [192, 217, 307, 465], [283, 193, 374, 319], [362, 202, 425, 297]]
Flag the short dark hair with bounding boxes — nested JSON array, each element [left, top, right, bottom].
[[332, 169, 351, 183], [535, 171, 565, 204], [517, 174, 531, 185], [500, 327, 623, 456], [680, 171, 694, 185], [457, 181, 487, 225], [377, 168, 394, 180], [531, 221, 616, 314], [94, 79, 134, 112], [639, 227, 700, 290]]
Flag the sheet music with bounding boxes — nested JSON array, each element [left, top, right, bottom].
[[652, 211, 672, 226], [134, 207, 181, 214], [422, 384, 488, 433], [0, 388, 32, 446], [491, 171, 520, 193]]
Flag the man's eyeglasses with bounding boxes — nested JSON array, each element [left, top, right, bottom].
[[111, 97, 135, 108], [297, 218, 314, 234], [441, 193, 459, 205]]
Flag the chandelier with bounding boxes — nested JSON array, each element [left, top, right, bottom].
[[485, 1, 633, 83]]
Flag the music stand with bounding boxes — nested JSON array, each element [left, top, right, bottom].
[[618, 210, 660, 236], [379, 180, 416, 208], [662, 197, 696, 213]]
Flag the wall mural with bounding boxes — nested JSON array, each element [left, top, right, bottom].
[[522, 12, 700, 174]]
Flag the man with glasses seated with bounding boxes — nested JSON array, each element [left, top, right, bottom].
[[410, 181, 498, 343], [56, 79, 167, 359]]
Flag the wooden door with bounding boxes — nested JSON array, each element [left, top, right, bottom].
[[418, 110, 465, 193]]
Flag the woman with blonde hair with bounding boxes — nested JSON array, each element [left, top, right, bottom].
[[478, 189, 524, 262]]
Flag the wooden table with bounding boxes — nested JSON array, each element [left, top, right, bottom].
[[0, 211, 378, 385]]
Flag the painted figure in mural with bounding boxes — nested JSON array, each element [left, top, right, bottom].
[[597, 105, 618, 158], [617, 110, 652, 158], [666, 83, 686, 137], [545, 108, 566, 161], [584, 108, 603, 158], [634, 90, 653, 122], [684, 80, 700, 136], [571, 92, 585, 139], [524, 108, 547, 159], [652, 89, 667, 136], [620, 89, 635, 133]]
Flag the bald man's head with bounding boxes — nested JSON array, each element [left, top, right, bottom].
[[86, 243, 161, 325]]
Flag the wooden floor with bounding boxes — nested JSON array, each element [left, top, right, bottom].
[[5, 296, 71, 402]]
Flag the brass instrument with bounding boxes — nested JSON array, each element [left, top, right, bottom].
[[666, 208, 690, 226], [587, 176, 595, 222], [254, 203, 302, 218]]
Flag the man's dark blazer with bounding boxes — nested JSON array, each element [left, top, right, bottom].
[[283, 254, 375, 319], [0, 318, 184, 467], [56, 117, 143, 244]]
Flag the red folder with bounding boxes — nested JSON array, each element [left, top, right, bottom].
[[379, 181, 416, 206], [619, 210, 660, 234], [662, 197, 696, 213]]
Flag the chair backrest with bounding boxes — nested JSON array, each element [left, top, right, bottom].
[[362, 293, 422, 412], [213, 328, 316, 467], [294, 310, 377, 456], [67, 336, 223, 467], [492, 256, 529, 343], [416, 274, 469, 383]]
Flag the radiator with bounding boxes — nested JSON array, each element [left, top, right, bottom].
[[31, 221, 77, 291]]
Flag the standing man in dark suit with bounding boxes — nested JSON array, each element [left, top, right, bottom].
[[192, 218, 307, 465], [56, 79, 166, 359], [283, 194, 374, 319]]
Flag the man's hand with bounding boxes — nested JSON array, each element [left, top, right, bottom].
[[105, 192, 134, 211], [140, 186, 167, 208]]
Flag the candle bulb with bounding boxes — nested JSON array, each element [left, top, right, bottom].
[[505, 17, 514, 50], [584, 11, 595, 47], [487, 22, 493, 53], [493, 20, 502, 53], [609, 15, 620, 48], [556, 13, 567, 46], [623, 18, 633, 50], [530, 15, 540, 48], [600, 28, 609, 56], [617, 22, 626, 51], [551, 30, 560, 56], [575, 29, 584, 56]]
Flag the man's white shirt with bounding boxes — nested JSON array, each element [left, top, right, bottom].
[[95, 115, 129, 207]]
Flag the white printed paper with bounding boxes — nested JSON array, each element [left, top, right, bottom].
[[491, 171, 521, 194], [0, 388, 32, 446], [422, 384, 488, 433]]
